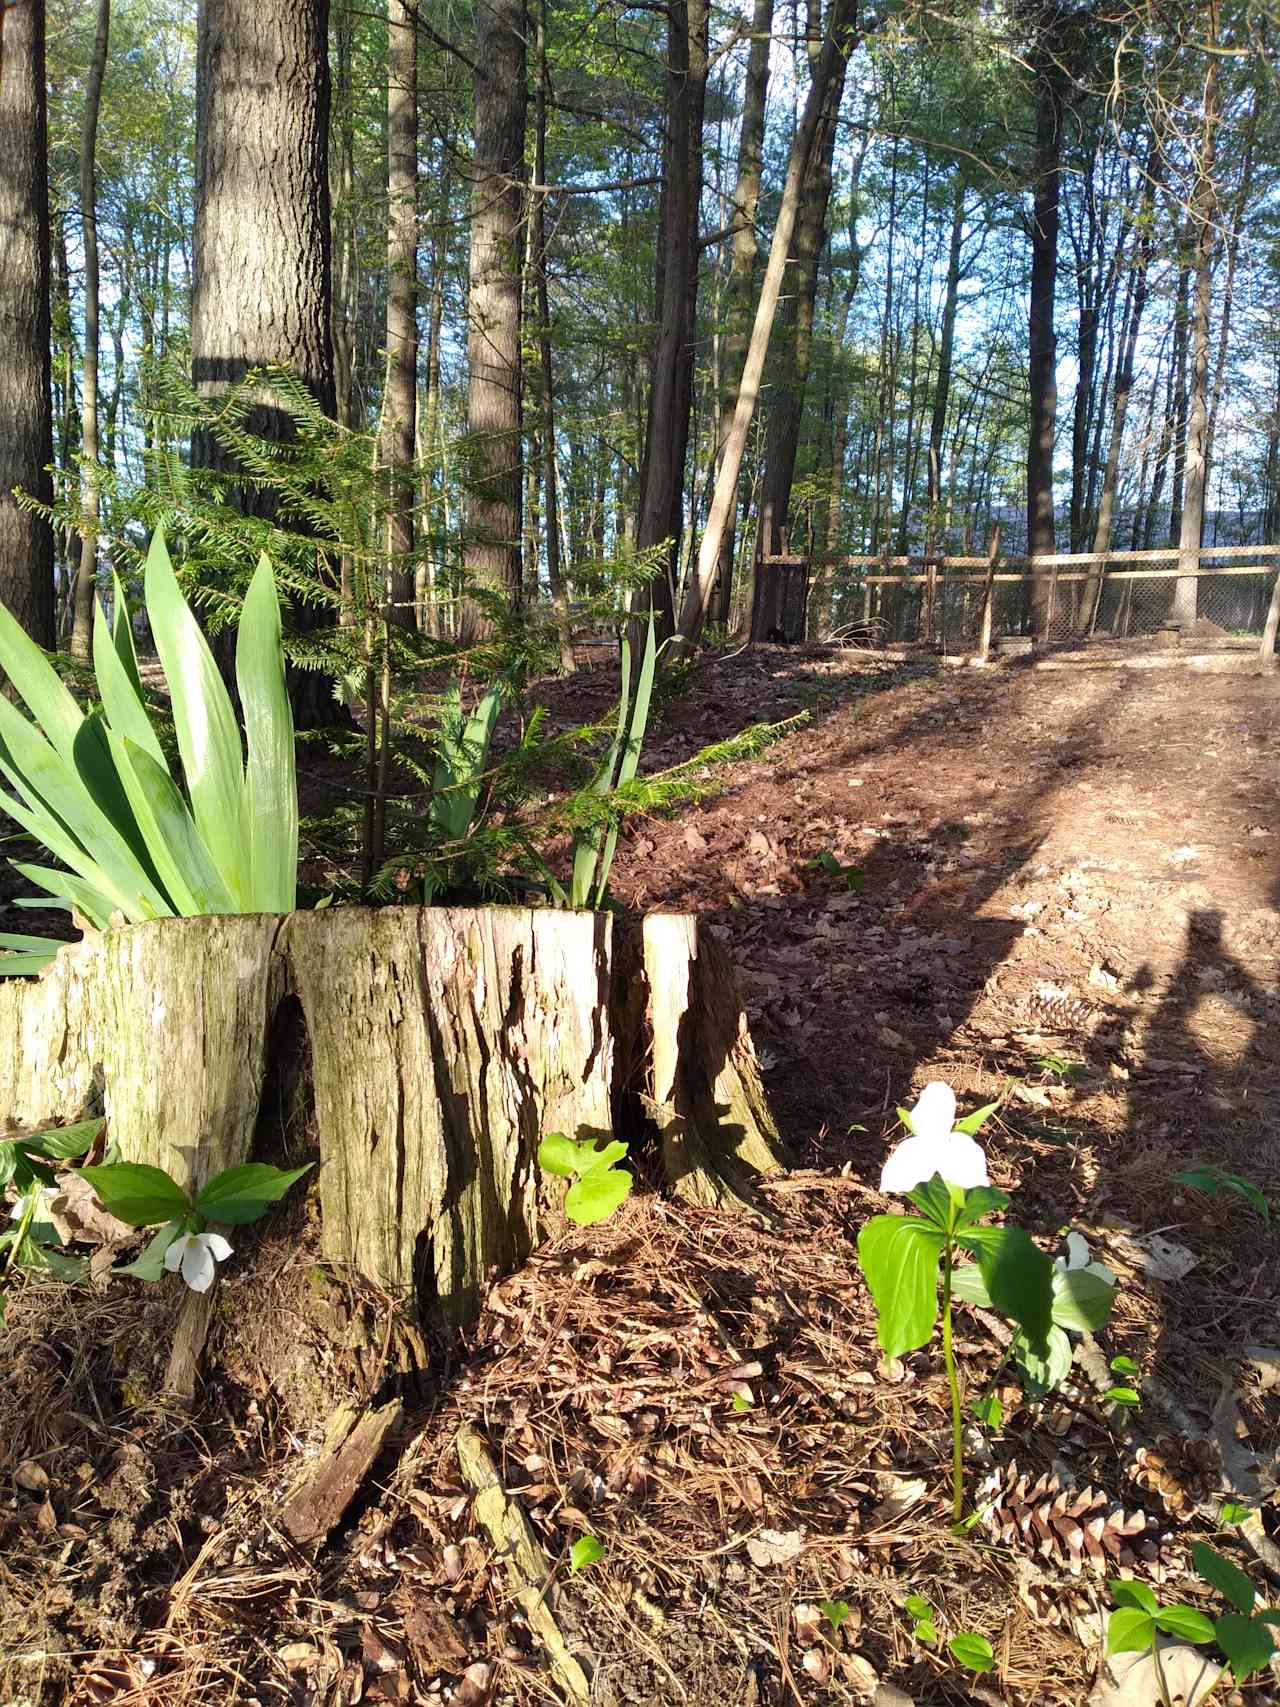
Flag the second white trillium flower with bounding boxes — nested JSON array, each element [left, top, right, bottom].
[[164, 1230, 233, 1293], [880, 1082, 990, 1195]]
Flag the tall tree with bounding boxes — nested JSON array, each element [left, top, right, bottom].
[[460, 0, 527, 643], [190, 0, 337, 724], [381, 0, 417, 628], [1024, 2, 1065, 632], [635, 0, 710, 640], [70, 0, 111, 661], [0, 0, 55, 645]]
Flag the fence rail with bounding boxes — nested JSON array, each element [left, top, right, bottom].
[[761, 543, 1280, 656]]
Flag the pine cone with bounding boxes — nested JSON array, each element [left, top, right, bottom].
[[1023, 992, 1095, 1033], [1129, 1436, 1220, 1521], [979, 1461, 1177, 1580]]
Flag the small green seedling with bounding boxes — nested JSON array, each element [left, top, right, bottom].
[[905, 1594, 939, 1646], [806, 849, 864, 892], [1173, 1165, 1270, 1222], [819, 1599, 851, 1635], [1033, 1055, 1088, 1082], [949, 1633, 995, 1673], [731, 1392, 752, 1413], [1220, 1502, 1253, 1526], [570, 1535, 605, 1574], [1107, 1547, 1279, 1684], [1105, 1355, 1141, 1407], [538, 1134, 633, 1225]]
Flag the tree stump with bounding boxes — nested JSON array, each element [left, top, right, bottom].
[[0, 906, 784, 1321]]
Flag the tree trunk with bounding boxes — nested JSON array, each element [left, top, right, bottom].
[[926, 175, 966, 550], [708, 0, 774, 629], [673, 0, 859, 656], [0, 909, 783, 1322], [381, 0, 417, 628], [1173, 6, 1220, 629], [533, 0, 575, 673], [459, 0, 527, 644], [748, 21, 849, 641], [0, 0, 56, 646], [70, 0, 111, 662], [191, 0, 338, 726], [1026, 9, 1062, 636], [635, 0, 709, 644]]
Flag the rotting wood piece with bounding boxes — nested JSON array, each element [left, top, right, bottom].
[[642, 912, 786, 1209], [282, 1399, 404, 1546], [455, 1423, 593, 1706]]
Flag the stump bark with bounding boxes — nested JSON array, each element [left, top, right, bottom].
[[0, 906, 784, 1319]]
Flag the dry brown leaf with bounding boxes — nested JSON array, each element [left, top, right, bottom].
[[745, 1526, 805, 1567]]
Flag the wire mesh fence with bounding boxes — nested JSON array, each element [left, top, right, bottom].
[[781, 546, 1280, 654]]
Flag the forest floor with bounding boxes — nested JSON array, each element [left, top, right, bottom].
[[3, 645, 1280, 1707]]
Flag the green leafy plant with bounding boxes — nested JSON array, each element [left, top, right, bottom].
[[805, 849, 865, 891], [418, 679, 506, 900], [80, 1158, 312, 1292], [818, 1599, 851, 1635], [949, 1633, 995, 1673], [858, 1084, 1054, 1519], [1032, 1054, 1088, 1082], [569, 1535, 605, 1574], [1107, 1546, 1279, 1696], [952, 1229, 1117, 1399], [537, 1134, 633, 1225], [0, 1119, 105, 1312], [1172, 1164, 1270, 1221], [0, 528, 295, 975], [905, 1594, 939, 1646]]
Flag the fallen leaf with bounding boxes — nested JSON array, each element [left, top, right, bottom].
[[1128, 1232, 1198, 1282], [745, 1526, 806, 1567], [14, 1460, 49, 1494], [1088, 1639, 1221, 1707], [869, 1476, 928, 1525], [47, 1170, 134, 1248]]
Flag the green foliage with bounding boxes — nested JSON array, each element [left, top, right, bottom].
[[538, 1134, 633, 1225], [569, 1535, 605, 1574], [1109, 1554, 1279, 1683], [904, 1595, 938, 1646], [948, 1634, 995, 1673], [0, 530, 295, 975], [1172, 1165, 1270, 1221], [819, 1600, 850, 1634]]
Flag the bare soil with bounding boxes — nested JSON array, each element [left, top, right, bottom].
[[3, 647, 1279, 1707]]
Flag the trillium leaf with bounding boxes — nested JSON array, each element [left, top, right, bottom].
[[906, 1176, 952, 1228], [856, 1215, 945, 1358], [564, 1167, 632, 1225], [954, 1100, 1001, 1136], [1050, 1264, 1116, 1333], [538, 1133, 580, 1177], [1011, 1323, 1074, 1394], [1109, 1580, 1158, 1615], [1155, 1606, 1217, 1644], [78, 1163, 191, 1228], [959, 1224, 1053, 1353], [949, 1261, 993, 1308], [1213, 1613, 1275, 1680], [948, 1633, 994, 1672], [953, 1184, 1009, 1227], [1192, 1543, 1255, 1614], [114, 1220, 185, 1281], [1107, 1608, 1156, 1655], [193, 1162, 312, 1226], [19, 1118, 104, 1160]]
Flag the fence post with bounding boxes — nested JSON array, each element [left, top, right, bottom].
[[1261, 568, 1280, 663], [977, 524, 1001, 663]]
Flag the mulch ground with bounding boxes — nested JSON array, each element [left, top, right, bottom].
[[3, 645, 1279, 1707]]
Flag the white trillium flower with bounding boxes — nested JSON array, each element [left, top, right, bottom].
[[880, 1082, 991, 1195], [9, 1185, 57, 1222], [1054, 1231, 1116, 1287], [164, 1230, 233, 1293]]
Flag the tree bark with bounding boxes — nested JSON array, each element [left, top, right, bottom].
[[1026, 6, 1063, 635], [926, 174, 966, 549], [708, 0, 774, 629], [0, 909, 784, 1319], [459, 0, 527, 644], [191, 0, 338, 726], [70, 0, 111, 662], [381, 0, 417, 629], [673, 0, 859, 656], [634, 0, 709, 643], [1173, 4, 1220, 629], [0, 0, 56, 646]]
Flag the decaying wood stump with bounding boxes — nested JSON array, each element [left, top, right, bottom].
[[0, 905, 784, 1320]]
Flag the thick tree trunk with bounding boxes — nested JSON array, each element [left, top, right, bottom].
[[635, 0, 709, 644], [0, 0, 56, 646], [1026, 11, 1062, 636], [926, 175, 966, 546], [459, 0, 527, 644], [1173, 8, 1220, 629], [381, 0, 417, 629], [70, 0, 111, 662], [0, 909, 784, 1320], [191, 0, 338, 726]]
